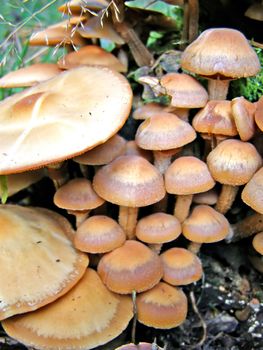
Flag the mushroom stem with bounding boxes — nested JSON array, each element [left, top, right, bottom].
[[174, 194, 193, 222], [226, 213, 263, 243], [119, 206, 139, 239], [188, 0, 199, 43], [154, 151, 172, 175], [131, 290, 137, 344], [148, 243, 163, 254], [68, 210, 91, 229], [208, 79, 230, 100], [188, 242, 202, 254], [215, 184, 239, 214], [180, 1, 189, 50], [46, 161, 69, 189]]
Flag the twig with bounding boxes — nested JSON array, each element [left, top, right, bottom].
[[188, 290, 207, 349]]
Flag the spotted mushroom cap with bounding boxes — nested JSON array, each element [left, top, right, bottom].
[[0, 204, 88, 320], [2, 268, 133, 350], [97, 240, 163, 294], [207, 139, 262, 186], [0, 66, 132, 175], [93, 155, 165, 207], [0, 64, 61, 88], [181, 28, 260, 79]]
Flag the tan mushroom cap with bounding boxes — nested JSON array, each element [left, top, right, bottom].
[[252, 232, 263, 255], [231, 97, 256, 141], [136, 212, 181, 244], [207, 139, 262, 186], [7, 169, 45, 197], [97, 240, 163, 294], [193, 188, 218, 206], [181, 28, 260, 79], [0, 64, 61, 88], [54, 178, 104, 211], [165, 156, 215, 195], [115, 343, 164, 350], [0, 66, 132, 175], [160, 73, 208, 108], [182, 205, 230, 243], [193, 100, 237, 137], [58, 45, 127, 72], [29, 20, 86, 46], [2, 268, 133, 350], [255, 96, 263, 131], [78, 14, 125, 45], [245, 3, 263, 21], [0, 204, 88, 320], [242, 167, 263, 214], [161, 247, 203, 285], [74, 215, 126, 253], [123, 141, 153, 163], [58, 0, 108, 14], [93, 155, 165, 207], [137, 281, 188, 329], [73, 134, 126, 166], [135, 112, 196, 151], [133, 102, 165, 120]]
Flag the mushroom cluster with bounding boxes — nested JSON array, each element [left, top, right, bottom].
[[0, 1, 262, 349]]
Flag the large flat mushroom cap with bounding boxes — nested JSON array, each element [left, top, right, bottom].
[[2, 268, 133, 350], [0, 205, 88, 320], [0, 66, 132, 174], [181, 28, 260, 79]]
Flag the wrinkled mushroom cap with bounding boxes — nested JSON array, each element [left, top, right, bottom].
[[54, 178, 104, 211], [2, 268, 133, 350], [181, 28, 260, 79], [0, 66, 132, 175], [93, 155, 165, 207], [0, 64, 61, 88], [58, 45, 127, 72], [165, 156, 215, 195], [137, 281, 188, 329], [160, 73, 208, 108], [207, 139, 262, 186], [74, 215, 126, 253], [182, 205, 230, 243], [0, 205, 88, 320], [242, 167, 263, 214], [97, 240, 163, 293]]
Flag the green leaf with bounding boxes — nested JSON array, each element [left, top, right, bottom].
[[0, 175, 8, 204], [146, 30, 164, 47], [99, 38, 116, 52]]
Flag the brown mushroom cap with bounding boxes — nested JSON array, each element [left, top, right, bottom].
[[137, 281, 188, 329], [97, 240, 163, 294], [6, 169, 45, 197], [0, 204, 88, 320], [0, 64, 61, 88], [181, 28, 260, 79], [242, 167, 263, 214], [135, 112, 196, 151], [207, 139, 262, 186], [54, 178, 104, 211], [136, 212, 181, 244], [0, 66, 132, 175], [123, 141, 153, 163], [73, 135, 126, 166], [182, 205, 230, 243], [58, 0, 108, 14], [160, 73, 208, 108], [165, 156, 215, 195], [133, 102, 165, 120], [58, 45, 127, 72], [74, 215, 126, 253], [252, 232, 263, 255], [193, 189, 218, 206], [93, 155, 165, 207], [192, 100, 237, 137], [160, 247, 203, 285], [245, 3, 263, 21], [2, 268, 133, 350], [231, 96, 256, 141], [255, 96, 263, 131]]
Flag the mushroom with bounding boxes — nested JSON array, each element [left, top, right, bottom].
[[58, 45, 127, 72], [255, 96, 263, 131], [252, 232, 263, 255], [53, 178, 105, 227], [0, 204, 88, 320], [165, 156, 215, 222], [58, 0, 108, 14], [2, 268, 133, 350], [74, 215, 126, 253], [181, 28, 260, 100], [5, 169, 45, 197], [0, 66, 132, 175], [231, 96, 256, 141], [93, 155, 165, 239], [242, 166, 263, 214], [115, 343, 164, 350], [207, 139, 262, 214], [97, 240, 163, 294], [0, 64, 61, 88], [160, 247, 203, 285], [136, 281, 188, 329]]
